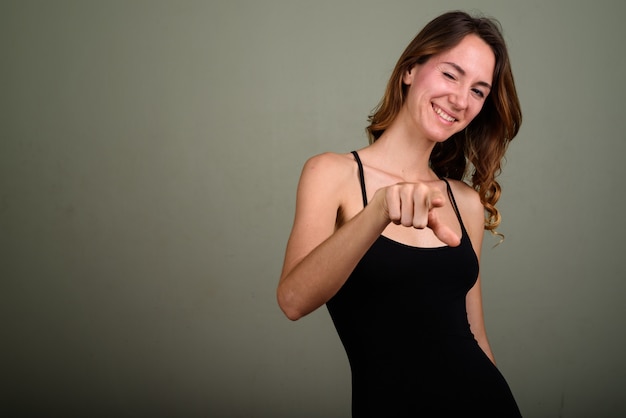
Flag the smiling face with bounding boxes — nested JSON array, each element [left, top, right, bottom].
[[400, 34, 496, 142]]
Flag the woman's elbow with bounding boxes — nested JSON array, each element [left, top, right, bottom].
[[276, 287, 305, 321]]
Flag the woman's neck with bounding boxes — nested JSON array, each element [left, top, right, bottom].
[[367, 127, 439, 183]]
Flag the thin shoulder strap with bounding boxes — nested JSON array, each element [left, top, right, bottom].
[[440, 177, 467, 233], [351, 151, 368, 208]]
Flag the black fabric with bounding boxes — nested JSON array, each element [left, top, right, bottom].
[[325, 151, 521, 417], [351, 150, 368, 207]]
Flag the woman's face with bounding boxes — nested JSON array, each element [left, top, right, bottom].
[[401, 34, 495, 142]]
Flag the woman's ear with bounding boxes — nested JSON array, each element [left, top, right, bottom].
[[403, 66, 415, 85]]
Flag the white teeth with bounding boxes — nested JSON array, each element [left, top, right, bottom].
[[434, 106, 455, 122]]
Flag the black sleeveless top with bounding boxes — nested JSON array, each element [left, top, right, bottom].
[[325, 151, 522, 417]]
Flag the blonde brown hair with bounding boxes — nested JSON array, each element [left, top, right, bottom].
[[366, 11, 522, 233]]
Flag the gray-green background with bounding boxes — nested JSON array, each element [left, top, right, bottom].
[[2, 1, 625, 417]]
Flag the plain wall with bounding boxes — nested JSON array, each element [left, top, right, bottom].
[[2, 1, 625, 417]]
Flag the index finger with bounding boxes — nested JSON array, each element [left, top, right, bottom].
[[427, 210, 461, 247]]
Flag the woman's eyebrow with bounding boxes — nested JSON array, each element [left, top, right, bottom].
[[443, 61, 492, 89]]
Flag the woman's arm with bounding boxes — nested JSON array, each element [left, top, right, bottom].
[[277, 153, 459, 321], [467, 276, 496, 364], [452, 180, 497, 364], [277, 153, 389, 320]]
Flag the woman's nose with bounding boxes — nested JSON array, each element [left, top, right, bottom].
[[450, 89, 469, 110]]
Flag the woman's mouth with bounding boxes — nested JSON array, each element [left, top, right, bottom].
[[433, 104, 456, 123]]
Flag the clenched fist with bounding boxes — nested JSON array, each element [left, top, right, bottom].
[[375, 182, 461, 247]]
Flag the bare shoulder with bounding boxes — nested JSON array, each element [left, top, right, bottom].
[[446, 179, 485, 248], [284, 151, 358, 270], [298, 152, 357, 197], [446, 179, 482, 213], [301, 151, 355, 177]]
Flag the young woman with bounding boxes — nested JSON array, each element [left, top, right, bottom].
[[277, 10, 523, 416]]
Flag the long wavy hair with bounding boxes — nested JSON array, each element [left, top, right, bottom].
[[366, 11, 522, 234]]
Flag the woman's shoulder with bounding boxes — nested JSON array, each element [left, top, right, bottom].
[[293, 151, 362, 227], [303, 151, 356, 169], [446, 178, 481, 207], [300, 151, 358, 184], [296, 151, 359, 196], [445, 178, 484, 232]]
